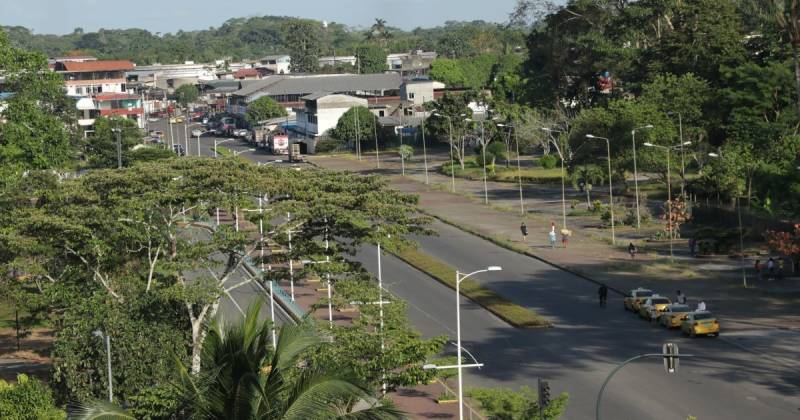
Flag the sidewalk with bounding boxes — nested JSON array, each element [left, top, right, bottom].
[[309, 153, 800, 330]]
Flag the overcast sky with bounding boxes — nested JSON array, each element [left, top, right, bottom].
[[1, 0, 524, 35]]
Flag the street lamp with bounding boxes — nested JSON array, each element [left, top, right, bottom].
[[542, 128, 568, 230], [111, 124, 123, 169], [465, 118, 489, 205], [585, 134, 616, 245], [421, 101, 430, 185], [433, 112, 456, 193], [214, 138, 233, 158], [232, 148, 256, 157], [451, 265, 502, 420], [708, 152, 747, 288], [187, 123, 202, 157], [631, 125, 653, 230], [644, 141, 691, 262], [93, 329, 113, 402], [498, 123, 524, 216]]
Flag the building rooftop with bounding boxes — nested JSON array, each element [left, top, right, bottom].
[[94, 92, 140, 101], [234, 68, 259, 79], [233, 73, 403, 98], [58, 60, 135, 73]]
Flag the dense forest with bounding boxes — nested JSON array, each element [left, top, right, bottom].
[[2, 16, 526, 64]]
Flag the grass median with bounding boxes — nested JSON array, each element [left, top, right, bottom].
[[390, 246, 551, 328]]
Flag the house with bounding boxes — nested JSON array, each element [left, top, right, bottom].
[[233, 68, 260, 80], [127, 62, 217, 91], [54, 59, 134, 97], [293, 93, 367, 140], [319, 55, 357, 68], [400, 79, 436, 106], [75, 92, 145, 132], [259, 55, 291, 75], [386, 50, 437, 78]]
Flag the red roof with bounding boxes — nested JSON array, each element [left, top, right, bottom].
[[234, 68, 259, 79], [94, 92, 140, 101], [60, 60, 134, 72]]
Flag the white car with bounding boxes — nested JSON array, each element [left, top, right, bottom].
[[234, 128, 249, 138], [191, 129, 204, 137]]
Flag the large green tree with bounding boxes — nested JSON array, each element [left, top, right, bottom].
[[283, 19, 322, 73], [355, 45, 387, 74], [245, 96, 288, 125], [84, 117, 141, 168]]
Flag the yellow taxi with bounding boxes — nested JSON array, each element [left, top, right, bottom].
[[638, 295, 672, 320], [681, 311, 720, 337], [658, 304, 693, 328], [623, 288, 654, 312], [169, 116, 185, 124]]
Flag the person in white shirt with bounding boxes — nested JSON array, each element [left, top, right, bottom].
[[697, 300, 707, 312]]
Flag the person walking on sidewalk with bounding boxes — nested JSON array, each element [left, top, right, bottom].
[[598, 284, 608, 307], [520, 222, 528, 242], [628, 242, 637, 259], [767, 258, 775, 279], [561, 231, 569, 248], [548, 228, 557, 249], [754, 259, 762, 281]]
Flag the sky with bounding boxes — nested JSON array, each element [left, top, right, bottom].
[[0, 0, 522, 35]]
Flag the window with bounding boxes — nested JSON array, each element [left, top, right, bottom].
[[76, 87, 84, 95], [379, 110, 385, 117], [408, 92, 415, 99]]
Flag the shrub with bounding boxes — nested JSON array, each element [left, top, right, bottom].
[[314, 138, 343, 153], [570, 199, 579, 210], [399, 144, 414, 160], [591, 200, 604, 213], [0, 374, 64, 420], [468, 386, 568, 420], [539, 154, 558, 169]]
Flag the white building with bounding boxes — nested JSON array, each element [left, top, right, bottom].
[[259, 55, 291, 75], [293, 93, 367, 138], [54, 60, 134, 97], [319, 55, 357, 68], [127, 62, 217, 90]]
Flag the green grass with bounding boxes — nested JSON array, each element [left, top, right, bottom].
[[442, 161, 563, 184], [390, 246, 550, 328]]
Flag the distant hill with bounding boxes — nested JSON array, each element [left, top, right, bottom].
[[2, 16, 525, 65]]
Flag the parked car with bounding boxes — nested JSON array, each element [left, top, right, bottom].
[[623, 288, 654, 312], [658, 304, 693, 328], [233, 128, 249, 138], [638, 295, 671, 320], [681, 311, 720, 337]]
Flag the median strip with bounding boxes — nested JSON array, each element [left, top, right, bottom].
[[390, 246, 551, 328]]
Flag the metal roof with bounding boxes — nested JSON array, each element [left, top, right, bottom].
[[232, 73, 403, 98]]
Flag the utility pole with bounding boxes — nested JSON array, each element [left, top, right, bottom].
[[113, 122, 122, 169]]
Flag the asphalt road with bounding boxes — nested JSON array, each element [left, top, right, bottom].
[[153, 119, 800, 419]]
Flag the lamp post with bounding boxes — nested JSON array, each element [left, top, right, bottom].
[[421, 105, 430, 185], [399, 111, 406, 176], [644, 141, 691, 262], [93, 330, 113, 402], [451, 266, 502, 420], [585, 134, 615, 245], [542, 128, 569, 229], [111, 123, 123, 169], [668, 112, 687, 198], [214, 138, 233, 158], [708, 152, 747, 288], [232, 148, 256, 157], [631, 125, 653, 230], [498, 123, 524, 216], [373, 114, 380, 169], [433, 112, 456, 193], [465, 118, 489, 205]]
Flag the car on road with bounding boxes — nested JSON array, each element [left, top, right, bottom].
[[191, 129, 204, 137], [638, 295, 672, 320], [681, 311, 720, 337], [623, 288, 655, 312], [169, 116, 185, 124], [658, 304, 693, 328], [233, 128, 249, 138]]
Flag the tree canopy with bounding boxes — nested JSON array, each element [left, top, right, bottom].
[[245, 96, 288, 125]]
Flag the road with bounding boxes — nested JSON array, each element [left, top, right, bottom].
[[154, 118, 800, 419]]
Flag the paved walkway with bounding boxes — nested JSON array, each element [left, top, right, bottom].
[[310, 153, 800, 330]]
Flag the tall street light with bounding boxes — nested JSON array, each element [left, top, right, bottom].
[[586, 134, 616, 245], [631, 125, 653, 230], [433, 112, 456, 193], [232, 148, 256, 157], [373, 114, 380, 169], [498, 123, 524, 216], [186, 123, 202, 157], [668, 111, 687, 198], [214, 138, 233, 158], [542, 128, 568, 230], [465, 118, 489, 205], [92, 329, 113, 402], [450, 266, 502, 420], [644, 141, 691, 262], [708, 152, 747, 288], [111, 123, 123, 169], [421, 98, 430, 185]]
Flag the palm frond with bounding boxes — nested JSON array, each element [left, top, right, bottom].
[[71, 400, 136, 420]]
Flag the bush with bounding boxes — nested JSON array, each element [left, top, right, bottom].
[[468, 386, 568, 420], [399, 144, 414, 160], [314, 138, 343, 153], [570, 199, 579, 210], [539, 154, 558, 169], [591, 200, 604, 213], [0, 374, 64, 420]]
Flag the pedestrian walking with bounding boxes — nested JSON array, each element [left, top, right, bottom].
[[561, 231, 569, 248], [767, 258, 775, 279], [697, 300, 707, 312], [676, 290, 687, 304], [754, 259, 762, 281], [548, 229, 557, 248], [598, 284, 608, 307], [628, 242, 637, 259], [520, 222, 528, 242]]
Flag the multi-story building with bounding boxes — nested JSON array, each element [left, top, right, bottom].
[[386, 50, 437, 78], [54, 59, 134, 97], [258, 55, 291, 75], [76, 93, 145, 130], [293, 93, 367, 139]]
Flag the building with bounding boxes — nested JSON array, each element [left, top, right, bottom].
[[228, 73, 403, 115], [319, 55, 357, 68], [293, 93, 367, 139], [75, 92, 145, 132], [54, 60, 134, 97], [259, 55, 291, 75], [400, 79, 436, 105], [386, 51, 437, 78], [127, 62, 217, 91], [233, 68, 261, 80]]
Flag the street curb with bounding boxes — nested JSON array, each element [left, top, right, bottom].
[[189, 221, 303, 324]]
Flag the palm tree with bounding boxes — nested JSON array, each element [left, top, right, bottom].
[[366, 18, 393, 49], [76, 305, 404, 419]]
